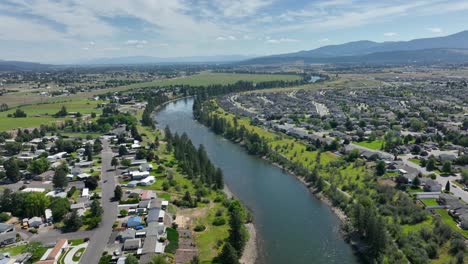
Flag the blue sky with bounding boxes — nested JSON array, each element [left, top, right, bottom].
[[0, 0, 467, 63]]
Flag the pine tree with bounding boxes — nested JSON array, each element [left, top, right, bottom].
[[218, 242, 239, 264]]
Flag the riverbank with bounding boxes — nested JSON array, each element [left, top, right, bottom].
[[240, 223, 257, 264], [268, 159, 349, 223], [223, 182, 258, 264]]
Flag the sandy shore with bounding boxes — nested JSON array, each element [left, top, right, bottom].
[[240, 223, 257, 264], [223, 184, 258, 264]]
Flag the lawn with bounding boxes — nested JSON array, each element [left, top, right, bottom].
[[421, 198, 439, 206], [0, 244, 27, 256], [72, 247, 86, 262], [124, 72, 302, 89], [409, 158, 422, 166], [353, 140, 384, 150], [435, 209, 468, 238], [165, 228, 179, 254]]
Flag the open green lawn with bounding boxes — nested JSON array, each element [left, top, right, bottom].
[[0, 116, 59, 131], [0, 99, 104, 131], [409, 158, 422, 166], [421, 198, 439, 206], [353, 140, 384, 150], [0, 244, 27, 256], [124, 72, 302, 89]]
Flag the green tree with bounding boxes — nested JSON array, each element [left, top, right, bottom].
[[228, 206, 247, 254], [64, 210, 82, 231], [90, 199, 103, 217], [49, 197, 70, 221], [150, 255, 169, 264], [125, 255, 139, 264], [84, 143, 93, 161], [28, 157, 50, 174], [426, 158, 436, 171], [114, 185, 123, 201], [24, 192, 50, 218], [442, 161, 452, 174], [119, 145, 128, 156], [111, 156, 119, 170], [375, 161, 386, 176], [412, 176, 421, 188], [53, 164, 69, 189], [84, 176, 99, 190], [218, 242, 239, 264], [4, 158, 21, 182], [4, 142, 22, 155], [121, 159, 131, 167]]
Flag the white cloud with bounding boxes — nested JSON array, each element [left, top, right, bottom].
[[216, 35, 237, 41], [318, 38, 330, 42], [265, 38, 299, 44], [214, 0, 272, 18], [383, 32, 398, 37], [427, 27, 443, 33]]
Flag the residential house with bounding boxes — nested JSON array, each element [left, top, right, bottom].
[[28, 217, 43, 228], [36, 239, 68, 264], [0, 223, 16, 245], [123, 238, 141, 251]]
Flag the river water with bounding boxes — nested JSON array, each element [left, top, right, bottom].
[[155, 98, 358, 264]]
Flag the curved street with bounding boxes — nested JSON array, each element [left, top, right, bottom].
[[64, 242, 88, 264]]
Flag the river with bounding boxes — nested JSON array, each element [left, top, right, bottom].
[[155, 98, 358, 264]]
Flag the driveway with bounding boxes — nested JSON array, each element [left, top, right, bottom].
[[79, 139, 119, 264]]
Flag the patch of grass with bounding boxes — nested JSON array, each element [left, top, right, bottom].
[[401, 217, 432, 235], [435, 209, 468, 238], [72, 247, 86, 262], [421, 198, 439, 206], [409, 158, 422, 166], [354, 140, 384, 150], [165, 228, 179, 254], [158, 193, 171, 200], [0, 245, 27, 256], [69, 239, 85, 246], [194, 204, 230, 262]]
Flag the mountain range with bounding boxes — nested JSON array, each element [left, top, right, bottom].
[[244, 30, 468, 64], [2, 30, 468, 69]]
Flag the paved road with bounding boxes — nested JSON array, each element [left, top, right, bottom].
[[80, 139, 118, 264]]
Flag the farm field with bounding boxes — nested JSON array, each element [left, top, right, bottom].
[[0, 99, 103, 131], [124, 72, 302, 89]]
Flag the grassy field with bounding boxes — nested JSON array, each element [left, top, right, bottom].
[[0, 99, 103, 131], [354, 140, 384, 150], [124, 72, 302, 89], [194, 204, 230, 262]]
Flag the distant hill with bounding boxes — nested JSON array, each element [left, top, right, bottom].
[[244, 30, 468, 64], [0, 60, 52, 71], [83, 55, 255, 65]]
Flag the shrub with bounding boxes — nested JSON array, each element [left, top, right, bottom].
[[212, 217, 226, 226], [194, 225, 206, 232]]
